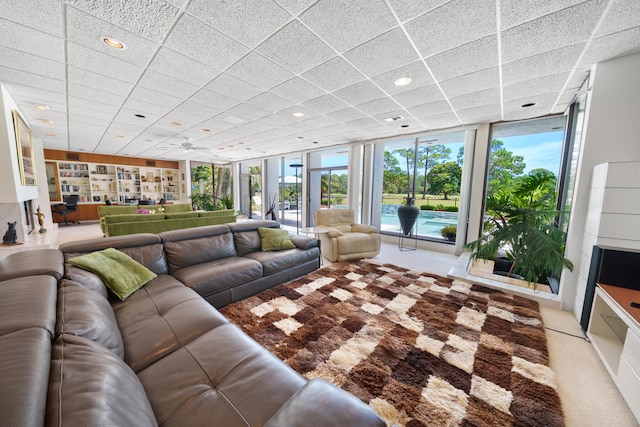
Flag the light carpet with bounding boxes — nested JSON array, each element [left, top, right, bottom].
[[220, 260, 564, 426]]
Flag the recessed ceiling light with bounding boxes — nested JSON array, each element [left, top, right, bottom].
[[222, 115, 243, 124], [145, 139, 152, 142], [295, 136, 304, 140], [102, 36, 126, 50], [40, 119, 54, 124], [401, 124, 409, 128], [117, 135, 125, 138], [218, 147, 225, 150], [171, 121, 182, 126], [551, 126, 563, 130], [521, 102, 536, 108], [394, 77, 412, 87], [312, 141, 319, 144], [77, 148, 86, 151], [293, 112, 304, 117], [35, 104, 49, 111], [45, 133, 56, 137], [134, 114, 146, 118], [228, 145, 234, 148], [384, 116, 403, 122], [237, 141, 244, 144], [202, 128, 211, 132], [246, 148, 252, 150]]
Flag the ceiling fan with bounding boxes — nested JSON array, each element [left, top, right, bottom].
[[180, 137, 209, 152]]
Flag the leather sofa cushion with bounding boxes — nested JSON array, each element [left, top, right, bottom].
[[137, 324, 305, 427], [337, 232, 380, 253], [0, 329, 52, 427], [0, 249, 64, 281], [171, 257, 263, 298], [111, 275, 229, 372], [233, 229, 262, 256], [0, 275, 57, 337], [64, 266, 109, 298], [162, 227, 236, 272], [56, 279, 124, 359], [47, 334, 158, 427], [245, 248, 320, 276]]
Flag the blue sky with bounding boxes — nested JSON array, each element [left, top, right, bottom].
[[498, 131, 564, 174]]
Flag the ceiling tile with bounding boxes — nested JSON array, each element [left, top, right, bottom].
[[300, 115, 341, 129], [130, 86, 182, 109], [302, 56, 365, 92], [68, 83, 126, 106], [500, 0, 585, 30], [0, 19, 64, 61], [66, 7, 158, 66], [503, 72, 570, 102], [205, 73, 263, 102], [503, 92, 558, 115], [302, 94, 349, 114], [14, 95, 66, 115], [188, 0, 291, 47], [580, 26, 640, 68], [300, 0, 397, 53], [457, 104, 502, 124], [420, 111, 461, 128], [274, 0, 317, 15], [67, 42, 144, 84], [246, 91, 295, 113], [0, 66, 65, 93], [225, 103, 271, 121], [449, 88, 501, 111], [189, 88, 241, 110], [0, 0, 63, 36], [405, 0, 496, 57], [148, 47, 220, 87], [385, 0, 450, 23], [227, 52, 294, 90], [122, 98, 172, 117], [344, 28, 418, 77], [410, 100, 453, 118], [596, 0, 640, 37], [0, 46, 65, 80], [393, 84, 444, 108], [426, 35, 498, 81], [501, 0, 607, 63], [356, 97, 401, 116], [333, 80, 386, 106], [66, 0, 179, 42], [2, 83, 65, 104], [67, 66, 133, 96], [256, 20, 335, 74], [371, 61, 434, 95], [174, 100, 223, 121], [439, 67, 500, 99], [325, 107, 368, 123], [138, 69, 200, 99], [502, 43, 583, 85], [68, 96, 120, 116], [270, 77, 325, 103], [164, 13, 249, 69]]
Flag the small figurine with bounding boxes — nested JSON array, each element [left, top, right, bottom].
[[37, 205, 47, 233], [3, 222, 18, 244]]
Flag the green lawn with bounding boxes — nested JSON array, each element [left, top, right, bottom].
[[382, 194, 459, 208]]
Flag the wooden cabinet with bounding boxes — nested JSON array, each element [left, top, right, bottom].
[[588, 284, 640, 422]]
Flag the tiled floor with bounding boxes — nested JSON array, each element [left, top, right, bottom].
[[54, 222, 638, 427]]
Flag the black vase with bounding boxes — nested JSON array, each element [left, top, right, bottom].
[[397, 198, 420, 235]]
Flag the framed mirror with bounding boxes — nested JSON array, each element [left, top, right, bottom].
[[45, 161, 61, 201], [12, 110, 36, 185]]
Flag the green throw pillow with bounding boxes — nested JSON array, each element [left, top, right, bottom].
[[258, 227, 296, 251], [68, 248, 157, 300]]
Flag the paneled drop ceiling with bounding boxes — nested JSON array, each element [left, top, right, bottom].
[[1, 0, 639, 163]]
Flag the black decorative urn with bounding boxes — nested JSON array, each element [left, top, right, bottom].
[[397, 197, 420, 235]]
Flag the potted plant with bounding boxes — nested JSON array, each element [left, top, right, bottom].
[[464, 171, 574, 291], [440, 225, 457, 242]]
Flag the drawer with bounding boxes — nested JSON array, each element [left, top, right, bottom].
[[622, 328, 640, 375], [617, 356, 640, 422]]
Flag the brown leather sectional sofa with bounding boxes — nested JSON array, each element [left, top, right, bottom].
[[0, 221, 385, 426]]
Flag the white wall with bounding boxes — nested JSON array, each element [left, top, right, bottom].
[[559, 52, 640, 316]]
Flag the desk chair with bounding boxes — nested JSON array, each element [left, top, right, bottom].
[[53, 194, 80, 225]]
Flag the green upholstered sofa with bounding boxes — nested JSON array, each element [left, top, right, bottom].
[[97, 205, 236, 237]]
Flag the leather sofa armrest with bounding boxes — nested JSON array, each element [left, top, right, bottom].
[[351, 224, 379, 234], [0, 249, 64, 281], [290, 234, 318, 250], [326, 227, 344, 238], [265, 379, 386, 427]]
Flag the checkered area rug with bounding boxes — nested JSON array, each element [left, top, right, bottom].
[[220, 260, 564, 426]]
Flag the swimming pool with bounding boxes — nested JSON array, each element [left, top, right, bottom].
[[380, 205, 458, 239]]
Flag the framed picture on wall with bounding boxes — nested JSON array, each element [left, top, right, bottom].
[[12, 110, 36, 185], [97, 164, 107, 174]]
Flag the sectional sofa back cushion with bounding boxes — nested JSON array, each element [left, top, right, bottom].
[[228, 220, 281, 256], [56, 279, 125, 359], [104, 213, 164, 224], [47, 334, 158, 427], [160, 225, 236, 273], [164, 212, 197, 219], [162, 203, 192, 213]]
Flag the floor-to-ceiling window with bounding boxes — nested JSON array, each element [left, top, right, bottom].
[[278, 154, 303, 226], [378, 131, 465, 241], [238, 160, 262, 219], [190, 162, 233, 210], [307, 148, 348, 226]]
